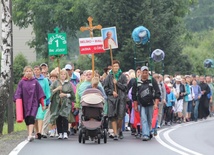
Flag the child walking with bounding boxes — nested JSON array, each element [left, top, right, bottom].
[[165, 83, 176, 125]]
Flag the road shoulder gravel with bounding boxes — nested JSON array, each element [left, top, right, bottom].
[[0, 130, 27, 155]]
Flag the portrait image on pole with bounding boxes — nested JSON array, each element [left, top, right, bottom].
[[101, 27, 118, 50]]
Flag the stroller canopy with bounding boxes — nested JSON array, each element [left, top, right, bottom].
[[81, 88, 104, 105]]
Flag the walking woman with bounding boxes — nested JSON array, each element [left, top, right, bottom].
[[14, 66, 46, 142], [49, 69, 75, 139]]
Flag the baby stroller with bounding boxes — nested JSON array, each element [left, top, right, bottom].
[[78, 88, 108, 144]]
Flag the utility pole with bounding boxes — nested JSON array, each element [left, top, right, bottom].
[[0, 0, 14, 134]]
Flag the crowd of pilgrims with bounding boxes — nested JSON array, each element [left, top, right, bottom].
[[14, 60, 214, 142]]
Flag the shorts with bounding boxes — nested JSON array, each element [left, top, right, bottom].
[[174, 99, 183, 113], [36, 105, 47, 120], [25, 116, 35, 125]]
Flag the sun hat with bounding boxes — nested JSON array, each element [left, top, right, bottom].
[[175, 75, 182, 82]]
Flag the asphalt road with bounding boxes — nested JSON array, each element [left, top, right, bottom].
[[10, 117, 214, 155]]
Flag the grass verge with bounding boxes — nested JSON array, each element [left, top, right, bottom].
[[3, 122, 26, 135]]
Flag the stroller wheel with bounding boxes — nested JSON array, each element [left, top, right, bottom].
[[104, 129, 107, 144], [97, 134, 101, 144], [78, 130, 82, 143], [82, 134, 86, 144]]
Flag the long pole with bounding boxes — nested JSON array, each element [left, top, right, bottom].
[[110, 45, 117, 92], [89, 32, 95, 77]]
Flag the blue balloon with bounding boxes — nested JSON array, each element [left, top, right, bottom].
[[132, 26, 150, 45]]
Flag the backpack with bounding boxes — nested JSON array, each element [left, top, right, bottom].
[[137, 76, 154, 106]]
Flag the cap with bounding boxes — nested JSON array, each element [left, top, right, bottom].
[[141, 66, 149, 71], [40, 63, 48, 67], [64, 64, 72, 70]]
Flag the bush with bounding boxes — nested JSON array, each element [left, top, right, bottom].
[[13, 53, 28, 85]]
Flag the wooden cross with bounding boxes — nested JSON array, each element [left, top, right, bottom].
[[80, 16, 102, 38], [80, 16, 102, 76]]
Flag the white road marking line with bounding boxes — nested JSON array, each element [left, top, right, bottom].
[[8, 140, 29, 155], [155, 129, 190, 155], [156, 118, 214, 155], [163, 129, 203, 155]]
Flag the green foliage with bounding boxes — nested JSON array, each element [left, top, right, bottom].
[[182, 29, 214, 75], [13, 0, 89, 60], [13, 53, 28, 84], [91, 0, 195, 74], [185, 0, 214, 32], [75, 55, 92, 71], [3, 122, 26, 135]]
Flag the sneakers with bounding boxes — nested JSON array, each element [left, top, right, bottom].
[[167, 122, 171, 126], [119, 132, 124, 139], [27, 136, 34, 142], [58, 133, 63, 139], [136, 133, 141, 139], [131, 128, 136, 135], [63, 132, 68, 139], [49, 130, 55, 137], [113, 135, 118, 140], [37, 133, 42, 140], [142, 136, 150, 141], [109, 134, 114, 139], [42, 134, 47, 138], [125, 126, 131, 131]]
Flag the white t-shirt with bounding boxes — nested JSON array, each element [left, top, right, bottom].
[[175, 84, 180, 95]]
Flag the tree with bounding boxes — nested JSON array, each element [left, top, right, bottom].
[[13, 53, 28, 85], [0, 0, 13, 135], [12, 0, 89, 60], [91, 0, 196, 74], [182, 30, 214, 75], [185, 0, 214, 32]]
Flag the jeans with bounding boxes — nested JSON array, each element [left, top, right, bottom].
[[187, 101, 193, 113], [194, 100, 199, 120], [139, 105, 154, 137]]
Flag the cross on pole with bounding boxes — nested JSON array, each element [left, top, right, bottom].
[[80, 16, 102, 38], [54, 27, 60, 33], [80, 16, 102, 76]]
